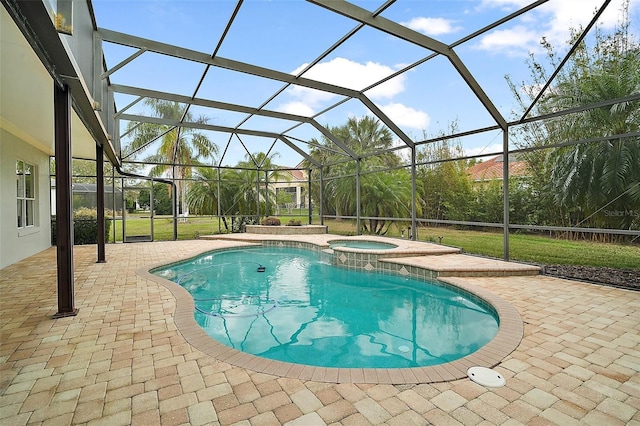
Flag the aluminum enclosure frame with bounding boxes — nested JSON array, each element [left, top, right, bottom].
[[100, 0, 634, 257], [5, 0, 637, 265]]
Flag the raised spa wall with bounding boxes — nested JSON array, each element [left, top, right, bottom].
[[238, 225, 430, 277], [262, 240, 439, 282], [246, 224, 328, 235]]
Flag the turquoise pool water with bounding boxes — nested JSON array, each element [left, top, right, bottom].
[[153, 247, 499, 368], [329, 240, 398, 250]]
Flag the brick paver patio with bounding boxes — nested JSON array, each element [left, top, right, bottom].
[[1, 239, 639, 425]]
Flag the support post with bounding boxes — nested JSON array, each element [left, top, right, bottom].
[[356, 159, 361, 235], [96, 144, 106, 263], [217, 168, 221, 233], [502, 129, 510, 260], [150, 178, 154, 240], [319, 167, 324, 226], [411, 146, 417, 241], [53, 83, 77, 318], [112, 167, 116, 243], [308, 168, 312, 224], [264, 170, 269, 216], [256, 171, 260, 222], [172, 165, 177, 240], [121, 176, 126, 241]]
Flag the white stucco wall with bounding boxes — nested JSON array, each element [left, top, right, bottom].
[[0, 129, 52, 269]]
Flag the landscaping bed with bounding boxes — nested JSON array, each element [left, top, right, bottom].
[[542, 264, 640, 290]]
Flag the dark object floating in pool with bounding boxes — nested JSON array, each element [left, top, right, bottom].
[[257, 265, 266, 272]]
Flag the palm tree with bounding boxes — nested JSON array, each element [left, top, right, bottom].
[[506, 4, 640, 233], [305, 116, 412, 232], [544, 40, 640, 229], [186, 152, 289, 231], [235, 151, 289, 217], [125, 99, 218, 215], [186, 166, 219, 216], [186, 166, 242, 231], [361, 167, 415, 234]]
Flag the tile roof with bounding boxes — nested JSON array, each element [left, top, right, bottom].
[[467, 156, 528, 182]]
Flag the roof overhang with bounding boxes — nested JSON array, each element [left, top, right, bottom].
[[1, 0, 119, 165]]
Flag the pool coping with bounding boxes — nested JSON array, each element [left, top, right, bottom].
[[201, 233, 462, 257], [136, 240, 524, 384]]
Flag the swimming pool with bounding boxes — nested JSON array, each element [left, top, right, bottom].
[[153, 246, 499, 369]]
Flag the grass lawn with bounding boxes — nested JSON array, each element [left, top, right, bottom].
[[109, 215, 231, 242], [326, 219, 640, 269], [419, 227, 640, 269], [110, 214, 640, 270]]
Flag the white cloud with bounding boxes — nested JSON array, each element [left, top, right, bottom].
[[402, 17, 462, 36], [277, 57, 407, 115], [519, 82, 548, 99], [536, 0, 627, 43], [292, 57, 405, 96], [477, 0, 531, 11], [464, 143, 504, 158], [476, 0, 639, 55], [275, 85, 335, 117], [380, 103, 430, 130], [278, 101, 315, 117], [477, 25, 541, 56]]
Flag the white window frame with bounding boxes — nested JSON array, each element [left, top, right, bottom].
[[17, 160, 37, 230]]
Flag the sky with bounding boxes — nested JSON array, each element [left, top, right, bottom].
[[91, 0, 640, 168]]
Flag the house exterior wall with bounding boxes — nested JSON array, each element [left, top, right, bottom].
[[0, 129, 52, 268], [273, 184, 307, 208], [272, 168, 308, 209]]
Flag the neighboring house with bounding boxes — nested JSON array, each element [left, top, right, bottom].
[[272, 163, 308, 212], [467, 155, 529, 185], [50, 183, 124, 214]]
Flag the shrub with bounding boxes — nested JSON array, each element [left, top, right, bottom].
[[232, 216, 258, 233], [51, 207, 112, 245], [286, 219, 301, 226], [261, 216, 281, 226]]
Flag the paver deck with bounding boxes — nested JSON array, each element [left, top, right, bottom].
[[1, 239, 639, 425], [381, 254, 541, 277]]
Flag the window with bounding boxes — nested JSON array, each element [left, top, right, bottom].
[[16, 160, 36, 228]]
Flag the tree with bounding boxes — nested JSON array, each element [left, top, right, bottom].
[[186, 167, 219, 216], [231, 151, 289, 217], [416, 122, 474, 223], [304, 116, 413, 234], [138, 183, 172, 215], [275, 189, 295, 213], [71, 159, 97, 183], [360, 168, 414, 234], [546, 43, 640, 229], [468, 178, 538, 226], [125, 99, 218, 216], [507, 1, 640, 232], [185, 152, 289, 231]]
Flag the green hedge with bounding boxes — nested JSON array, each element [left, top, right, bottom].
[[51, 208, 112, 245]]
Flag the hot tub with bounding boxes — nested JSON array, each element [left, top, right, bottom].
[[328, 240, 398, 250]]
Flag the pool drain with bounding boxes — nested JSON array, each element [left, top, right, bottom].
[[398, 345, 410, 353], [467, 366, 505, 387]]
